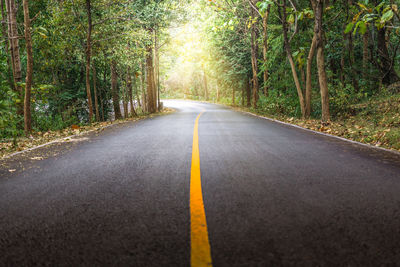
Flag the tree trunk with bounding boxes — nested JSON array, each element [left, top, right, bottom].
[[362, 31, 369, 70], [123, 98, 128, 118], [377, 27, 399, 85], [250, 5, 259, 108], [92, 64, 100, 121], [305, 35, 317, 118], [340, 32, 346, 85], [242, 85, 245, 106], [232, 88, 235, 106], [111, 60, 122, 120], [154, 30, 161, 110], [246, 78, 251, 107], [301, 68, 306, 88], [135, 74, 142, 110], [262, 5, 271, 96], [1, 0, 14, 91], [123, 76, 128, 119], [101, 69, 106, 121], [203, 71, 208, 101], [85, 0, 93, 122], [315, 0, 330, 122], [141, 59, 146, 113], [127, 67, 137, 117], [146, 38, 156, 113], [5, 0, 23, 118], [23, 0, 32, 135], [281, 1, 306, 117], [122, 70, 128, 118]]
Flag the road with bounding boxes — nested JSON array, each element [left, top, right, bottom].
[[1, 100, 400, 266]]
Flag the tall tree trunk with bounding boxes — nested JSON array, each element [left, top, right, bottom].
[[123, 74, 128, 119], [1, 0, 14, 91], [5, 0, 23, 118], [262, 5, 271, 96], [127, 67, 137, 117], [250, 5, 259, 108], [111, 60, 122, 120], [92, 64, 100, 121], [246, 77, 251, 107], [141, 60, 146, 113], [146, 37, 156, 113], [23, 0, 32, 135], [123, 96, 128, 118], [280, 1, 306, 118], [135, 74, 142, 110], [301, 68, 306, 88], [362, 31, 369, 70], [154, 30, 161, 110], [315, 0, 330, 122], [377, 27, 399, 84], [101, 69, 106, 121], [232, 88, 235, 106], [340, 32, 346, 85], [203, 71, 208, 101], [85, 0, 94, 122], [305, 35, 317, 118], [242, 85, 245, 106]]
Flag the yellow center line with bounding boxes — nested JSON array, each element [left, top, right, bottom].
[[190, 112, 212, 267]]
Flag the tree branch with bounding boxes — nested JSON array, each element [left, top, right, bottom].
[[247, 0, 262, 17], [287, 0, 298, 43]]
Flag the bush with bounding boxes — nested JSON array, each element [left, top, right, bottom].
[[257, 89, 299, 117], [329, 83, 367, 118]]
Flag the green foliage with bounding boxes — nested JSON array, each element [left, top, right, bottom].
[[0, 0, 186, 139], [329, 83, 368, 117], [0, 90, 22, 138], [258, 90, 299, 117], [1, 0, 399, 143]]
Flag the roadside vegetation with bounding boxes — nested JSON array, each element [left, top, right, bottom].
[[161, 0, 400, 151], [0, 0, 187, 156], [0, 0, 399, 154]]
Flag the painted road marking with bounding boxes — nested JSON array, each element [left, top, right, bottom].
[[190, 112, 212, 267]]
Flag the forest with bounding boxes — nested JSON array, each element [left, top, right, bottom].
[[0, 0, 399, 151]]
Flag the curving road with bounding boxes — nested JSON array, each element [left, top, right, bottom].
[[1, 100, 400, 266]]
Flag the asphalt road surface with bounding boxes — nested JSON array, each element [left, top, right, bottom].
[[1, 100, 400, 266]]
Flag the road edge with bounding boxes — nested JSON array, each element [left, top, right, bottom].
[[236, 108, 400, 156], [185, 100, 400, 157], [1, 108, 176, 160]]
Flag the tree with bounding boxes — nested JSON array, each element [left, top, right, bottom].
[[250, 2, 260, 108], [5, 0, 23, 119], [146, 35, 157, 113], [111, 59, 122, 120], [314, 0, 330, 122], [92, 64, 100, 121], [279, 0, 306, 118], [85, 0, 94, 122], [258, 1, 271, 96], [23, 0, 33, 134]]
